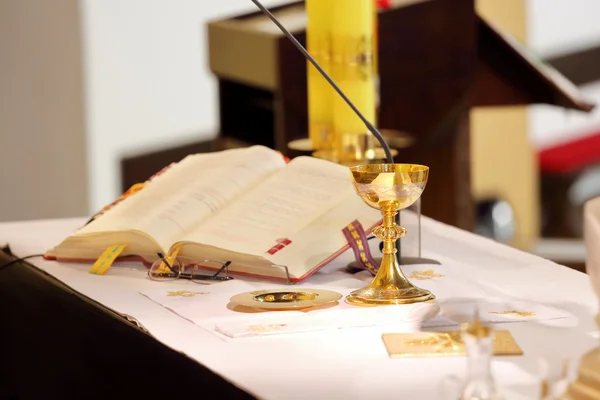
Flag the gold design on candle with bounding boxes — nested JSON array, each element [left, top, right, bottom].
[[167, 290, 210, 297]]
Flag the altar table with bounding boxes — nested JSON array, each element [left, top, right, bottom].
[[1, 216, 598, 399]]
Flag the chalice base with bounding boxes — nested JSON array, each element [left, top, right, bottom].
[[346, 283, 435, 306]]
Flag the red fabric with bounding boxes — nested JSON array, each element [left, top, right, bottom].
[[539, 130, 600, 174], [376, 0, 392, 9]]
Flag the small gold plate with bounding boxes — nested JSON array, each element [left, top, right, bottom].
[[382, 330, 523, 358], [230, 288, 342, 310]]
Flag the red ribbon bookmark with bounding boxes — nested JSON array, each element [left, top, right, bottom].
[[342, 220, 380, 276]]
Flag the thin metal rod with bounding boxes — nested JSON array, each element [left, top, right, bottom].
[[249, 0, 394, 164]]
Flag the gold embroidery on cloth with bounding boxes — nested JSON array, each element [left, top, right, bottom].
[[489, 310, 536, 318], [167, 290, 210, 297], [407, 270, 444, 280], [246, 324, 288, 333], [356, 239, 364, 250]]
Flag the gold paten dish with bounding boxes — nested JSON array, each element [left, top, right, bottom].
[[230, 288, 342, 310]]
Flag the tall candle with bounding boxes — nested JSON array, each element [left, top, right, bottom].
[[330, 0, 377, 164], [306, 0, 334, 151], [373, 0, 379, 80]]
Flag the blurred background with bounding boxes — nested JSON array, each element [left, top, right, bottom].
[[2, 0, 600, 270]]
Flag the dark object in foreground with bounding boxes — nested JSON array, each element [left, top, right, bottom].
[[0, 245, 256, 400]]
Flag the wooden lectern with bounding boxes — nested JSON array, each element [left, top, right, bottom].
[[206, 0, 593, 230]]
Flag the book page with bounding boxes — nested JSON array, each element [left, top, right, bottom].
[[76, 146, 286, 251], [178, 156, 355, 256], [266, 191, 382, 278]]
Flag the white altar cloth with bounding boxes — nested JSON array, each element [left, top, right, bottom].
[[1, 216, 598, 400]]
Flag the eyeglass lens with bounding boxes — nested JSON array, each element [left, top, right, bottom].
[[149, 258, 182, 281], [189, 260, 230, 282], [148, 258, 230, 282]]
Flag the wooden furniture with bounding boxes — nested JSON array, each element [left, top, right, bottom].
[[207, 0, 592, 231], [538, 45, 600, 241], [0, 245, 254, 400]]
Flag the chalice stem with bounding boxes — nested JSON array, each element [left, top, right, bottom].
[[371, 210, 414, 290]]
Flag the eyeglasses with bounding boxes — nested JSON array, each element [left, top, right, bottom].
[[148, 253, 233, 283]]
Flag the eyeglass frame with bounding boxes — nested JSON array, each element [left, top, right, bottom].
[[148, 252, 233, 283]]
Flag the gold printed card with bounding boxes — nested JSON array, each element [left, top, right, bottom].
[[381, 330, 523, 358]]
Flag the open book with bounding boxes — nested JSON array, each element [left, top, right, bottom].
[[45, 146, 382, 282]]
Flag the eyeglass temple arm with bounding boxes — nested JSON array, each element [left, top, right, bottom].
[[212, 261, 231, 278], [157, 252, 176, 273]]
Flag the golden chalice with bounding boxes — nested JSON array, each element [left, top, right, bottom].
[[346, 164, 436, 306]]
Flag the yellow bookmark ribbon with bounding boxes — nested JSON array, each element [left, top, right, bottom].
[[89, 244, 127, 275], [156, 246, 182, 274]]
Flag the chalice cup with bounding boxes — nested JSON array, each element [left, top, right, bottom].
[[346, 164, 435, 306]]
